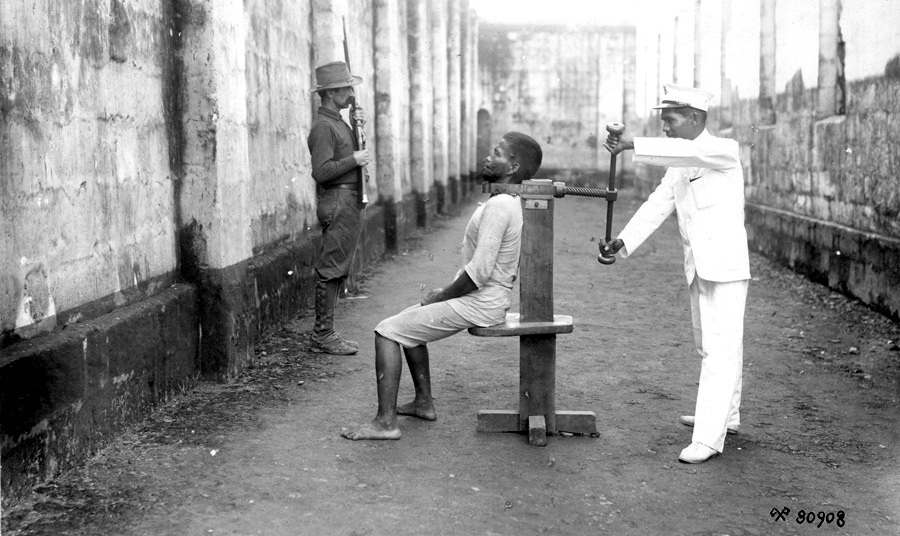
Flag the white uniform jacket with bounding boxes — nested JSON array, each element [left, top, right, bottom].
[[618, 130, 751, 284]]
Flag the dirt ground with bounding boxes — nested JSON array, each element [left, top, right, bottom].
[[3, 190, 900, 536]]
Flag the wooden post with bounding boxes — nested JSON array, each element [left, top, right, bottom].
[[520, 335, 557, 445], [470, 180, 596, 446], [519, 186, 556, 444], [520, 195, 554, 322]]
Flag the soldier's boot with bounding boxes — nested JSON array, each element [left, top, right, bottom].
[[311, 279, 357, 355], [331, 280, 358, 349]]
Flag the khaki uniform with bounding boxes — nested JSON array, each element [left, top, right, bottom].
[[307, 106, 363, 342]]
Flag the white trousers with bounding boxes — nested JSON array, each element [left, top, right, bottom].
[[689, 276, 749, 452]]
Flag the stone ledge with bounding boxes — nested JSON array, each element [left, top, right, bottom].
[[1, 284, 199, 504], [194, 204, 387, 381], [746, 203, 900, 322]]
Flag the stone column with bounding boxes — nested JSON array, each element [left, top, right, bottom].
[[178, 0, 254, 379], [817, 0, 844, 118], [373, 0, 410, 250], [447, 0, 462, 204], [596, 41, 604, 174], [623, 29, 636, 122], [459, 0, 472, 195], [693, 0, 722, 93], [408, 0, 435, 226], [656, 33, 663, 105], [310, 0, 345, 66], [621, 28, 637, 177], [673, 16, 681, 85], [468, 11, 480, 184], [759, 0, 777, 125], [431, 0, 450, 213], [719, 0, 733, 128], [693, 0, 703, 87]]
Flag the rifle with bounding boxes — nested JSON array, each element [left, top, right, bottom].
[[342, 17, 369, 207]]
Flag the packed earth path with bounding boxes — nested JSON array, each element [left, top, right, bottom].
[[3, 189, 900, 536]]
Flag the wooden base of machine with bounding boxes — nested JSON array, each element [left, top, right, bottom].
[[476, 409, 597, 446]]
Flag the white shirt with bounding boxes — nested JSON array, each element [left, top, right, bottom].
[[447, 193, 523, 327], [618, 130, 751, 283]]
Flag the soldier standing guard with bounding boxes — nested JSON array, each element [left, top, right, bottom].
[[307, 61, 371, 355]]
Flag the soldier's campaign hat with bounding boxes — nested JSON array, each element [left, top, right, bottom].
[[311, 61, 362, 93], [653, 84, 715, 112]]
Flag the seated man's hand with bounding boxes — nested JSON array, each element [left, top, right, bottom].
[[600, 238, 624, 255], [420, 288, 444, 306]]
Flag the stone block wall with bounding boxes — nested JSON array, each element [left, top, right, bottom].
[[735, 78, 900, 320], [631, 0, 900, 321], [408, 0, 437, 226], [0, 284, 198, 501], [477, 23, 637, 179], [738, 79, 900, 238], [1, 0, 480, 501], [1, 0, 179, 344], [245, 0, 316, 252]]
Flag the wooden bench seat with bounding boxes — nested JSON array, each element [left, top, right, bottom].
[[468, 312, 595, 445], [467, 313, 573, 337]]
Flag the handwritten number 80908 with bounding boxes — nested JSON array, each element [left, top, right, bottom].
[[797, 510, 845, 528]]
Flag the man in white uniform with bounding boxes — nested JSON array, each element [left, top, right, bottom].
[[341, 132, 543, 441], [602, 84, 750, 463]]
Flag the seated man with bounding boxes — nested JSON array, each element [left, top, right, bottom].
[[341, 132, 543, 440]]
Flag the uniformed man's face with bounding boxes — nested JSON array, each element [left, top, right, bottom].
[[330, 86, 356, 109], [660, 108, 701, 140], [482, 138, 518, 183]]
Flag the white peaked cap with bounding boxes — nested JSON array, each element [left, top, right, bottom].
[[653, 84, 716, 112]]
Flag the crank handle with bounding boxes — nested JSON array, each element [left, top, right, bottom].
[[598, 239, 622, 266]]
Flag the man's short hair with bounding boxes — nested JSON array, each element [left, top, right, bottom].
[[503, 132, 543, 182]]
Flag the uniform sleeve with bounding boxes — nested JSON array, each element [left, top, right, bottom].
[[633, 136, 739, 170], [617, 169, 678, 257], [308, 123, 358, 184], [463, 197, 511, 287]]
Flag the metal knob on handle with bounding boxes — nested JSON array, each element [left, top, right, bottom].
[[606, 122, 625, 136]]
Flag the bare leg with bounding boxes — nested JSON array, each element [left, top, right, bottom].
[[397, 345, 437, 421], [341, 334, 403, 440]]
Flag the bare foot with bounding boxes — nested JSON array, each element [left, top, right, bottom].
[[396, 400, 437, 421], [340, 421, 401, 441]]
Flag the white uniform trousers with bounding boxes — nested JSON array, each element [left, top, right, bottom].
[[689, 276, 749, 452]]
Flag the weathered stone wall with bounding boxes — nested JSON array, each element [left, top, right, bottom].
[[431, 0, 451, 210], [736, 81, 900, 238], [1, 0, 179, 344], [632, 0, 900, 321], [245, 0, 315, 252], [408, 0, 436, 226], [1, 0, 479, 500], [734, 78, 900, 320], [373, 0, 412, 248], [478, 23, 636, 176], [1, 284, 198, 501]]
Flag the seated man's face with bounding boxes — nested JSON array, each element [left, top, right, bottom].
[[481, 138, 517, 183]]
